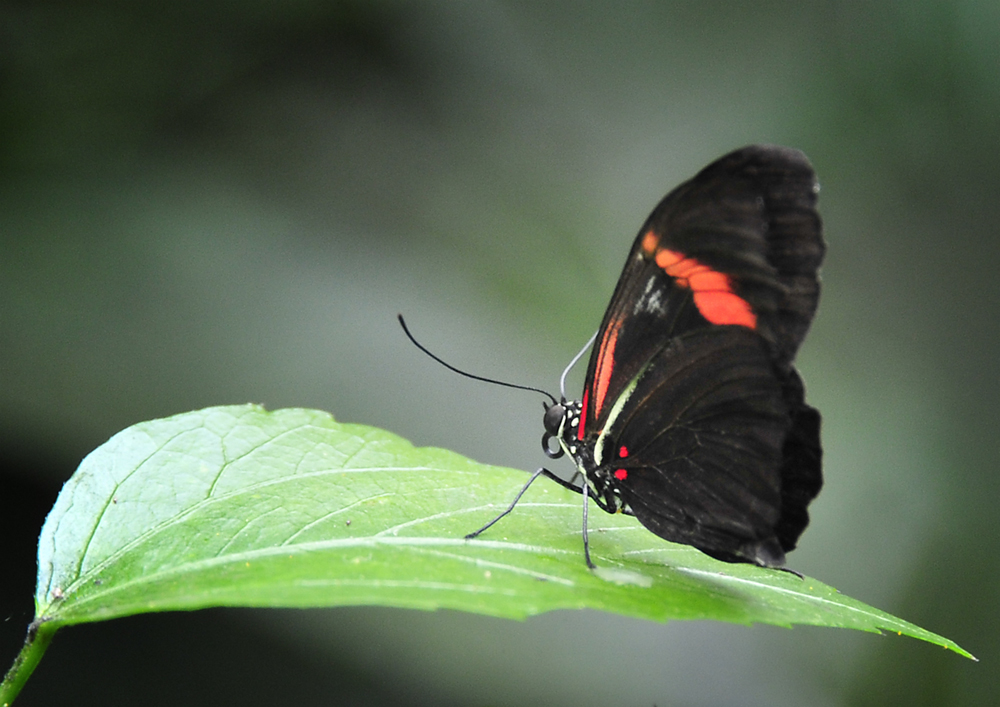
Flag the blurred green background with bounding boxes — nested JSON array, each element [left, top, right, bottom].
[[1, 1, 996, 705]]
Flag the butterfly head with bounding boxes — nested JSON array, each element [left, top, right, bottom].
[[542, 400, 567, 459]]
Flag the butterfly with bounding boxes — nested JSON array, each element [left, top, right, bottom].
[[465, 144, 825, 570]]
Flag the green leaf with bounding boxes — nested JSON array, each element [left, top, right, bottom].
[[34, 405, 972, 654]]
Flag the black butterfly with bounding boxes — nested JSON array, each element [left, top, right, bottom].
[[465, 145, 825, 570]]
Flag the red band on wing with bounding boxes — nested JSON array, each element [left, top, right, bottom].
[[591, 320, 622, 423], [614, 469, 628, 480], [577, 389, 589, 440], [653, 247, 757, 328]]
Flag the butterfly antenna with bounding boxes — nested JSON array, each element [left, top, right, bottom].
[[398, 315, 557, 406], [559, 330, 598, 400]]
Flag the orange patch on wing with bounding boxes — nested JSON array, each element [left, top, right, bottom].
[[641, 230, 660, 255], [686, 270, 730, 291], [654, 248, 683, 270], [655, 248, 757, 328], [693, 291, 757, 328]]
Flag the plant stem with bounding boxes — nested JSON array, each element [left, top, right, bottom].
[[0, 619, 57, 706]]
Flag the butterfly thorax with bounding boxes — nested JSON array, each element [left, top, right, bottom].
[[543, 399, 628, 515]]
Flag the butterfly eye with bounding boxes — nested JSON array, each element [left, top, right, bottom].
[[542, 401, 565, 435]]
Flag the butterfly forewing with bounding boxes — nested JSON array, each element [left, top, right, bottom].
[[580, 145, 823, 439]]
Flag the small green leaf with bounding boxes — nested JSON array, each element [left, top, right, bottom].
[[34, 405, 971, 656]]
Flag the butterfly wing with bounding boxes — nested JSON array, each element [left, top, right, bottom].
[[579, 145, 824, 566], [579, 145, 823, 437], [595, 327, 795, 565]]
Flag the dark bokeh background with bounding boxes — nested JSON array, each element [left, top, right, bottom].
[[2, 2, 997, 705]]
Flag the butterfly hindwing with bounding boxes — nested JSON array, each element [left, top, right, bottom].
[[595, 326, 792, 565], [772, 370, 823, 553]]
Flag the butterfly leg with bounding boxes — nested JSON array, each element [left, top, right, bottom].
[[466, 467, 600, 569], [542, 469, 598, 568], [581, 482, 596, 569], [537, 468, 585, 494], [546, 469, 617, 567], [465, 467, 567, 539]]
